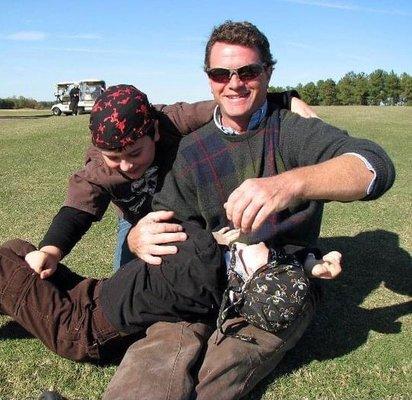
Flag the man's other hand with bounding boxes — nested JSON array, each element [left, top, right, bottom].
[[127, 210, 188, 265], [224, 172, 303, 233]]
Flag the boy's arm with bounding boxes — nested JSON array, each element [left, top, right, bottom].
[[26, 206, 95, 279], [153, 91, 308, 137]]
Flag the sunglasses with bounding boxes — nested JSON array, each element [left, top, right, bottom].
[[206, 63, 266, 83]]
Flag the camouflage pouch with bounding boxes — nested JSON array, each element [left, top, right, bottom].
[[216, 245, 311, 342]]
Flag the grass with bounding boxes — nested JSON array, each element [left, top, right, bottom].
[[0, 107, 411, 399]]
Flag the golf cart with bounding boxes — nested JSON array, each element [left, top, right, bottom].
[[51, 80, 106, 116]]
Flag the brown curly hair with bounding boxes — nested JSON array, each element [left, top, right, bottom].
[[204, 20, 277, 70]]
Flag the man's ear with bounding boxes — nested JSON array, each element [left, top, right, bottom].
[[265, 66, 273, 84]]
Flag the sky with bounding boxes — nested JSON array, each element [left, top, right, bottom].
[[0, 0, 411, 103]]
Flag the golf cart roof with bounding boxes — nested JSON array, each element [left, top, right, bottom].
[[56, 82, 75, 87], [81, 79, 105, 84], [56, 80, 105, 87]]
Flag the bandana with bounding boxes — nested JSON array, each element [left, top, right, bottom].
[[90, 84, 154, 149]]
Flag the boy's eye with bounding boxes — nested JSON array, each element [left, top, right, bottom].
[[129, 151, 141, 157]]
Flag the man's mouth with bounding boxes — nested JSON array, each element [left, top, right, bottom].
[[225, 93, 250, 100]]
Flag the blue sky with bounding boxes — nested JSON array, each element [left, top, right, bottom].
[[1, 0, 411, 103]]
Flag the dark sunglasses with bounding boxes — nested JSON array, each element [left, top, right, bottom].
[[206, 63, 266, 83]]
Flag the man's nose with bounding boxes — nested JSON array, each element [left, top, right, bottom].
[[228, 73, 244, 89]]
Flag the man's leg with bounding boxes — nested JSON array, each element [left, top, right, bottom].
[[0, 239, 119, 361], [194, 298, 315, 400], [103, 321, 213, 400]]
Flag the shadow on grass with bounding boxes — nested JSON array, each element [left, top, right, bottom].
[[0, 115, 54, 119], [0, 320, 34, 339], [247, 229, 412, 399]]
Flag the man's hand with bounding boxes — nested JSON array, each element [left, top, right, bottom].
[[25, 247, 60, 279], [224, 171, 303, 233], [127, 210, 188, 265], [291, 97, 319, 119]]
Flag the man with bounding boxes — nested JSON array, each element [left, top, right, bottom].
[[69, 83, 80, 115], [105, 21, 395, 400]]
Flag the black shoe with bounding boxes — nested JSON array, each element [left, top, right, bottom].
[[39, 391, 67, 400]]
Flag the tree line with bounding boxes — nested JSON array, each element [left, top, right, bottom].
[[2, 70, 411, 109], [269, 70, 412, 106], [0, 96, 53, 110]]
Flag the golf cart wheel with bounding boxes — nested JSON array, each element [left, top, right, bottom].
[[52, 107, 62, 116], [77, 107, 85, 115]]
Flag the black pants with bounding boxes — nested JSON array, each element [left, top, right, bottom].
[[69, 99, 79, 114]]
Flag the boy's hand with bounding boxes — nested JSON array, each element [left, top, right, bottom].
[[127, 210, 187, 265], [291, 97, 319, 119], [25, 250, 58, 279], [307, 251, 342, 279]]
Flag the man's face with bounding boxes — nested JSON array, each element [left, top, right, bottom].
[[100, 131, 159, 179], [208, 42, 272, 131]]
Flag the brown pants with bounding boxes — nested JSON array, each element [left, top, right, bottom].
[[103, 298, 315, 399], [0, 239, 123, 362]]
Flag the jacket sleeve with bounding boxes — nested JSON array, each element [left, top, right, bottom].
[[154, 101, 215, 136], [279, 110, 396, 200], [63, 147, 112, 220], [267, 90, 300, 110], [39, 206, 94, 257]]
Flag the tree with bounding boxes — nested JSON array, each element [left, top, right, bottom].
[[368, 69, 388, 105], [300, 82, 319, 105], [337, 72, 357, 105], [318, 79, 338, 105], [268, 86, 285, 93], [385, 70, 401, 105], [353, 73, 369, 105], [399, 73, 412, 105]]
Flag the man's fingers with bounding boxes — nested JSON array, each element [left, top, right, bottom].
[[145, 210, 176, 223], [151, 232, 187, 245], [144, 255, 163, 266], [230, 195, 253, 229], [150, 222, 184, 234], [149, 245, 179, 256]]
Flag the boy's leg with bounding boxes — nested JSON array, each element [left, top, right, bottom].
[[0, 239, 119, 361], [103, 321, 214, 400], [194, 297, 315, 400], [113, 218, 135, 272]]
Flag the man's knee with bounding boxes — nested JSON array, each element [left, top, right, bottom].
[[1, 239, 36, 258]]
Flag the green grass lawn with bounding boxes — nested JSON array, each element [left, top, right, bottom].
[[0, 107, 411, 399]]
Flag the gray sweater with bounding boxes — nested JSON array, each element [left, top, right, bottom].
[[153, 107, 395, 248]]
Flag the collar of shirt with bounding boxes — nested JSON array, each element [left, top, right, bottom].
[[213, 100, 268, 135]]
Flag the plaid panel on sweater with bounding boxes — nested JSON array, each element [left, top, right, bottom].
[[159, 108, 301, 243]]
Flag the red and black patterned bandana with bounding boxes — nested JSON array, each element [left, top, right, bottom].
[[90, 84, 154, 149]]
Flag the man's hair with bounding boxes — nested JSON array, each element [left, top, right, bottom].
[[204, 20, 277, 70]]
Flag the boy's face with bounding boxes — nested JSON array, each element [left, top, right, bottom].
[[100, 131, 159, 179]]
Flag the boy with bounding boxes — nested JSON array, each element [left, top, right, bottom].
[[0, 222, 341, 362]]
